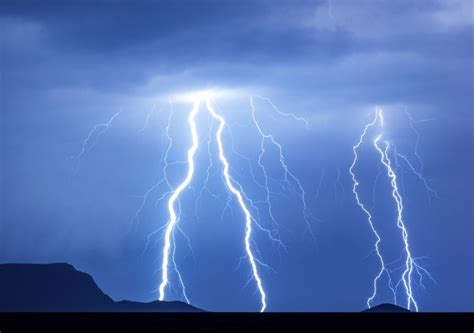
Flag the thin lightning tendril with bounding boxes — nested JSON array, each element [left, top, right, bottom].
[[138, 105, 160, 133], [71, 110, 122, 167], [393, 146, 438, 200], [250, 96, 315, 239], [226, 124, 288, 251], [253, 95, 310, 130], [334, 168, 345, 207]]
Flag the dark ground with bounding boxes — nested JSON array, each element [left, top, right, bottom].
[[0, 263, 472, 332]]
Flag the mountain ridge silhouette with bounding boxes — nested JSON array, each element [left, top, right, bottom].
[[0, 263, 202, 312]]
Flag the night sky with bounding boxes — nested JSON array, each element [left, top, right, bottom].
[[1, 0, 473, 312]]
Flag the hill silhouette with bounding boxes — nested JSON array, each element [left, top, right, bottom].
[[363, 303, 410, 312], [0, 263, 202, 312]]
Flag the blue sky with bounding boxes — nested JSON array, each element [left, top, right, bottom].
[[1, 0, 473, 311]]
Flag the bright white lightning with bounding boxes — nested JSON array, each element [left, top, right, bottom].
[[206, 97, 267, 312], [157, 94, 268, 312], [373, 135, 418, 312], [138, 103, 194, 284], [75, 107, 191, 304], [348, 108, 391, 309], [158, 99, 201, 302]]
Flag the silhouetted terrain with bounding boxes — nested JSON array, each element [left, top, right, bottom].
[[0, 263, 411, 313], [363, 303, 410, 312], [0, 263, 202, 312]]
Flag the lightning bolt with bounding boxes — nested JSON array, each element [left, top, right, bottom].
[[157, 94, 269, 312], [102, 88, 313, 311], [349, 108, 391, 309], [206, 96, 267, 312], [351, 107, 433, 311], [158, 99, 201, 303], [373, 135, 418, 311], [73, 104, 194, 305]]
